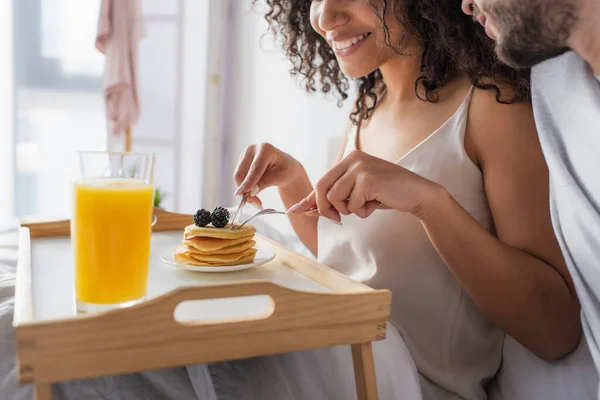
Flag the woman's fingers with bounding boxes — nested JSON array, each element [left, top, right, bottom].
[[352, 200, 381, 219], [233, 146, 256, 189], [312, 159, 355, 222], [288, 191, 317, 214], [290, 191, 341, 221], [288, 191, 342, 223], [326, 172, 355, 215], [315, 184, 338, 222], [364, 200, 381, 216], [246, 195, 263, 209], [288, 151, 388, 220], [235, 147, 270, 195]]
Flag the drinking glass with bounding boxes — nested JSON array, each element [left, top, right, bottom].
[[73, 152, 155, 312]]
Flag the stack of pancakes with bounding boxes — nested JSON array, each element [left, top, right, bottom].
[[174, 224, 257, 266]]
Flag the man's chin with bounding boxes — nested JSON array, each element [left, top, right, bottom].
[[495, 39, 571, 69]]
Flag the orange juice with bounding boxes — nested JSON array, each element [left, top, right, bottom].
[[73, 178, 154, 305]]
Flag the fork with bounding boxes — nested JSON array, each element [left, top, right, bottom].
[[234, 207, 342, 230], [234, 208, 286, 230]]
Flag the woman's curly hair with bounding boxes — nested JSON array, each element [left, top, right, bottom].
[[256, 0, 531, 124]]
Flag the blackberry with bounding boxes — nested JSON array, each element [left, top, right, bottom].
[[211, 207, 230, 228], [193, 209, 211, 227]]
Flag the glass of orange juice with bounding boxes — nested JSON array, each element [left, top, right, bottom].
[[73, 152, 155, 313]]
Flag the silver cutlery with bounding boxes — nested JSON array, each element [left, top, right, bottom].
[[230, 192, 249, 230], [234, 207, 342, 230], [235, 208, 287, 230]]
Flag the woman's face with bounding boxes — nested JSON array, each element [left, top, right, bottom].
[[310, 0, 407, 78]]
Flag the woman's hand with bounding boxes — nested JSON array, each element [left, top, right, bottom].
[[233, 143, 305, 208], [289, 150, 441, 222]]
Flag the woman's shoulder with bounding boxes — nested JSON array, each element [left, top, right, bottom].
[[470, 86, 534, 126], [466, 86, 537, 167]]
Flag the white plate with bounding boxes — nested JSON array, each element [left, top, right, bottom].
[[160, 246, 275, 272]]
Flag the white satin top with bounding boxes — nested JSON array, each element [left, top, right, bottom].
[[318, 88, 503, 400]]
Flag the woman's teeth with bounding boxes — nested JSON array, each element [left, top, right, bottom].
[[332, 33, 369, 51]]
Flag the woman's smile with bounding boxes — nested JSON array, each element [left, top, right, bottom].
[[328, 32, 372, 57]]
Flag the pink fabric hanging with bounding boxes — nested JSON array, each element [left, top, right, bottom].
[[95, 0, 145, 136]]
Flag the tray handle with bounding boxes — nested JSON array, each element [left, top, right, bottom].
[[161, 281, 280, 327], [117, 281, 296, 331]]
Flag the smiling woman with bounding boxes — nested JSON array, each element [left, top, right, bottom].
[[225, 0, 581, 399], [263, 0, 530, 125]]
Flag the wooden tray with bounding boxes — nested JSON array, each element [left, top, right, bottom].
[[14, 209, 391, 400]]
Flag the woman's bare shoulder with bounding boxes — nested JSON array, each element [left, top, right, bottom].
[[465, 87, 537, 168]]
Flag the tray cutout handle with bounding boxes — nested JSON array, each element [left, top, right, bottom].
[[162, 281, 284, 329], [174, 294, 274, 325]]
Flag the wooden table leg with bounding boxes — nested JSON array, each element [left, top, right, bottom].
[[352, 342, 378, 400], [35, 383, 52, 400]]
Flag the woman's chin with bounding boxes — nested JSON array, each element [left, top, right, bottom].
[[339, 64, 378, 80]]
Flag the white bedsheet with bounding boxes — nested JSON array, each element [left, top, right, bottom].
[[0, 228, 31, 400], [491, 335, 598, 400]]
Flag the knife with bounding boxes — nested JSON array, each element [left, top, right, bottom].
[[230, 192, 249, 230]]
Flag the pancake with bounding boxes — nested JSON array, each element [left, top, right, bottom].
[[175, 252, 257, 267], [183, 239, 256, 255], [175, 222, 257, 267], [184, 224, 256, 240], [189, 247, 257, 264], [175, 245, 256, 263], [182, 235, 254, 252], [175, 246, 257, 267]]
